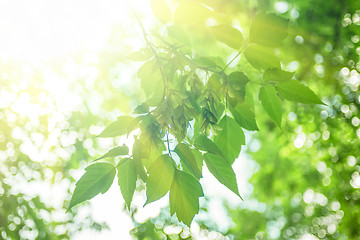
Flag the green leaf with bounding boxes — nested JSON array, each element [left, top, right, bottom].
[[174, 143, 202, 179], [133, 103, 149, 114], [132, 138, 148, 182], [68, 162, 116, 209], [228, 71, 250, 87], [117, 158, 137, 210], [204, 153, 241, 198], [127, 48, 152, 62], [275, 80, 324, 104], [137, 59, 164, 105], [194, 135, 224, 157], [170, 170, 203, 226], [210, 24, 243, 49], [145, 155, 175, 205], [259, 85, 282, 127], [174, 2, 212, 25], [94, 144, 129, 161], [151, 0, 172, 24], [167, 24, 191, 46], [214, 116, 245, 164], [230, 102, 259, 131], [227, 71, 249, 103], [263, 68, 294, 82], [98, 116, 139, 138], [243, 44, 280, 70], [249, 13, 288, 47]]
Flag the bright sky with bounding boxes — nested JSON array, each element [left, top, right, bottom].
[[0, 0, 257, 239]]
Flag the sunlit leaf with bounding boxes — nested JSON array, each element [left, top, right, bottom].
[[68, 162, 116, 209], [210, 24, 243, 49], [194, 135, 224, 157], [249, 13, 288, 47], [170, 170, 203, 226], [263, 68, 294, 82], [204, 153, 241, 198], [132, 138, 148, 182], [151, 0, 172, 23], [94, 144, 129, 161], [117, 158, 137, 210], [214, 116, 245, 164], [137, 59, 164, 105], [230, 102, 259, 131], [243, 44, 280, 70], [276, 80, 324, 104], [98, 116, 139, 138], [259, 85, 282, 127], [127, 48, 152, 61], [227, 71, 249, 103], [174, 2, 212, 25], [174, 143, 202, 179], [145, 155, 175, 205]]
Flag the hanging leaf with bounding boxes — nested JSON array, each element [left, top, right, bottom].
[[204, 153, 241, 198], [151, 0, 172, 24], [117, 158, 137, 210], [94, 144, 129, 161], [97, 116, 139, 138], [174, 143, 202, 179], [214, 116, 245, 164], [228, 71, 250, 88], [249, 12, 289, 47], [263, 68, 294, 82], [68, 162, 116, 209], [230, 102, 259, 131], [259, 85, 282, 127], [137, 59, 164, 105], [145, 155, 175, 205], [132, 138, 148, 182], [194, 135, 224, 157], [210, 24, 243, 49], [167, 24, 191, 46], [169, 170, 203, 226], [174, 2, 212, 25], [127, 48, 153, 61], [275, 80, 325, 104], [243, 44, 280, 70], [133, 103, 149, 114], [227, 71, 249, 103]]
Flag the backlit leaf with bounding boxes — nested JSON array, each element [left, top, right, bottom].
[[230, 102, 259, 131], [210, 24, 243, 49], [151, 0, 171, 24], [68, 162, 116, 209], [194, 135, 224, 157], [145, 155, 175, 205], [243, 44, 280, 70], [94, 144, 129, 161], [174, 143, 202, 179], [117, 158, 137, 210], [249, 13, 288, 47], [98, 116, 139, 138], [137, 59, 164, 105], [127, 48, 152, 62], [259, 85, 282, 127], [263, 68, 294, 82], [170, 170, 203, 226], [174, 2, 212, 25], [275, 80, 324, 104], [204, 153, 241, 198], [214, 116, 245, 164]]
